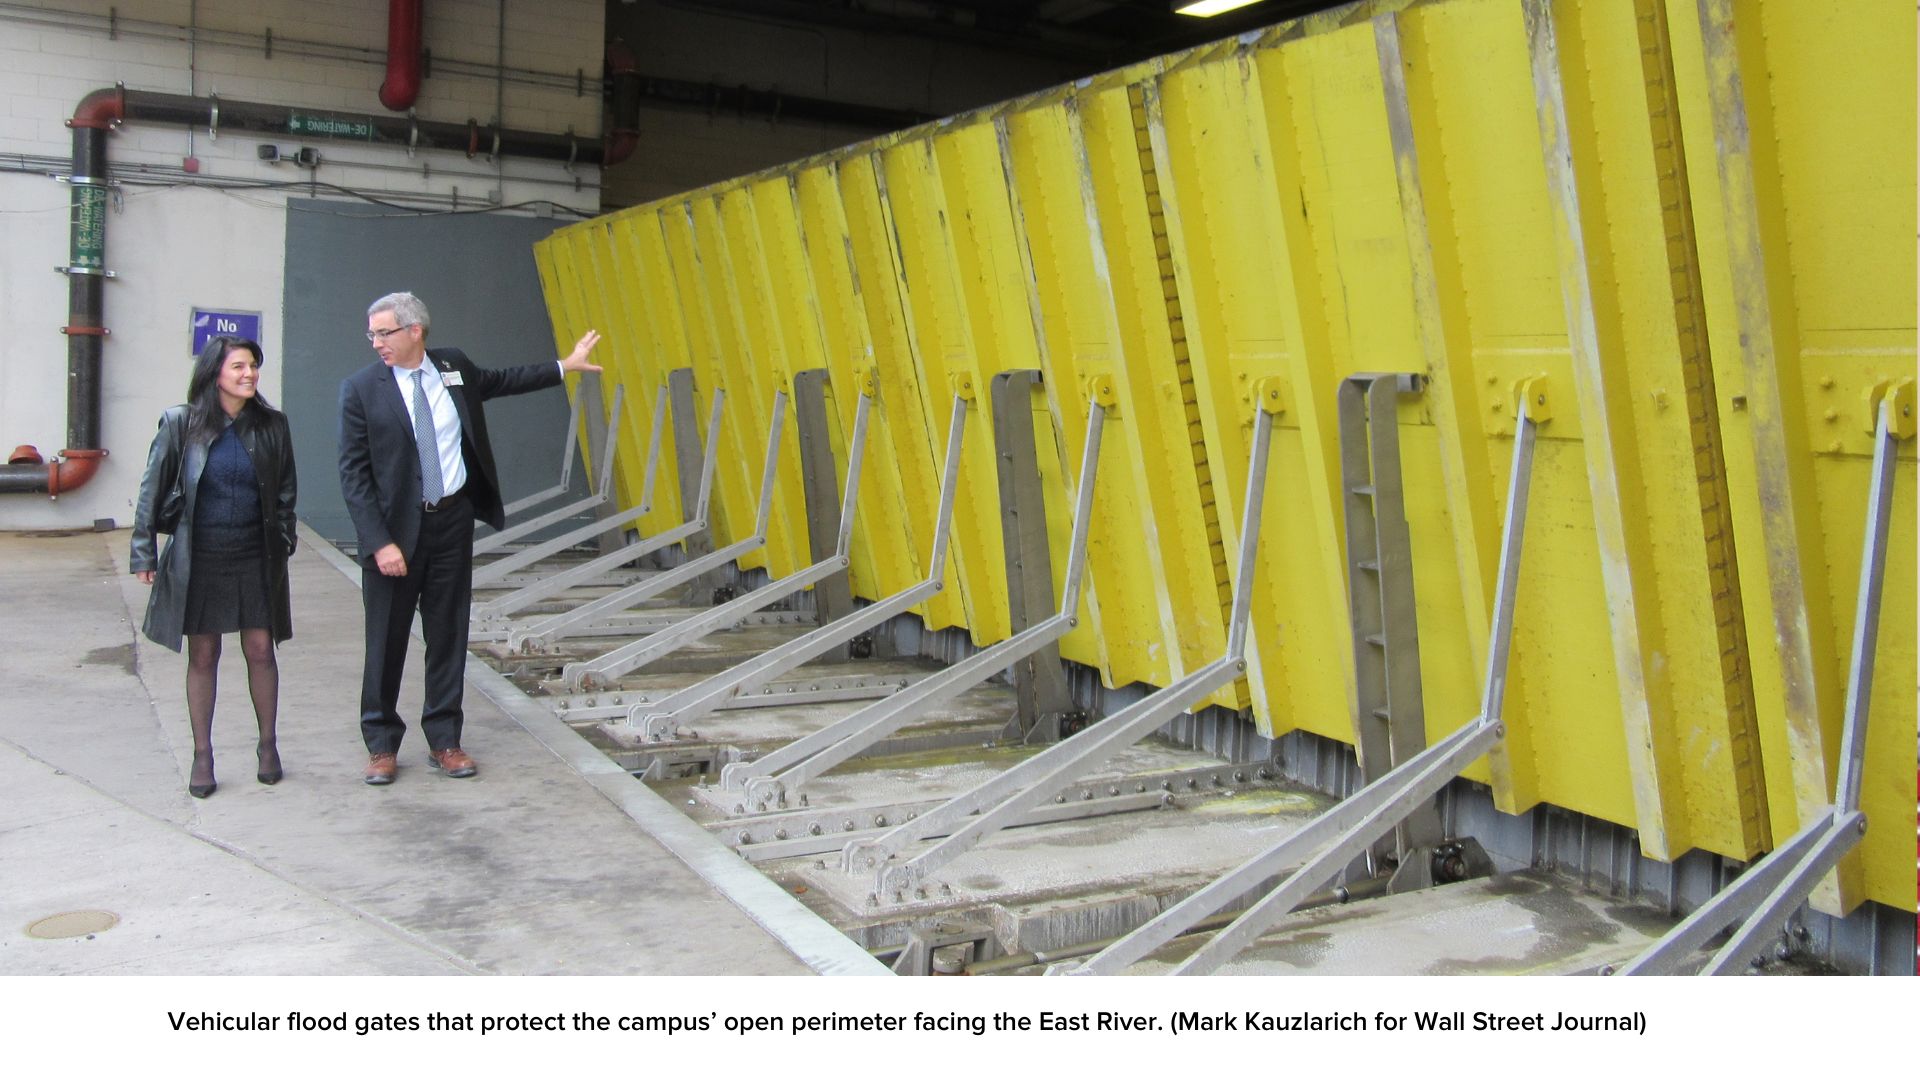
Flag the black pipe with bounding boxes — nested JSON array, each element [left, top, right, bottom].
[[1, 91, 112, 496], [117, 89, 606, 165], [5, 81, 621, 499], [68, 119, 106, 451], [0, 466, 54, 494]]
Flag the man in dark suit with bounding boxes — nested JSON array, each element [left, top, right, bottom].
[[338, 291, 601, 785]]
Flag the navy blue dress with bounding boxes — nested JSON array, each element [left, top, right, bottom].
[[181, 424, 271, 634]]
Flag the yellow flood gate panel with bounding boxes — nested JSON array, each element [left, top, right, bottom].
[[535, 0, 1915, 913], [1666, 0, 1916, 913]]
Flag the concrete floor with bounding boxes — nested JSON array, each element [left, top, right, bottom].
[[0, 525, 882, 976], [1125, 871, 1668, 976]]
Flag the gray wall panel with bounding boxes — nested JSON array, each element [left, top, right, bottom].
[[281, 200, 583, 549]]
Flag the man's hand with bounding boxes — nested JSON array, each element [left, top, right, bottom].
[[135, 570, 154, 585], [560, 330, 603, 375], [373, 543, 408, 577]]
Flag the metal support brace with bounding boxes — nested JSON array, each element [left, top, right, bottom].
[[564, 384, 869, 694], [735, 790, 1167, 864], [499, 382, 583, 517], [553, 389, 790, 689], [473, 608, 805, 647], [1621, 396, 1905, 975], [557, 671, 915, 721], [1338, 373, 1441, 872], [1616, 809, 1867, 976], [471, 392, 664, 587], [1065, 400, 1541, 975], [483, 567, 654, 589], [794, 369, 857, 639], [473, 388, 722, 629], [668, 368, 722, 598], [633, 393, 962, 743], [846, 401, 1277, 902], [473, 385, 625, 555], [992, 370, 1079, 742], [723, 395, 1105, 812]]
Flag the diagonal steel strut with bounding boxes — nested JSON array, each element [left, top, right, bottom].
[[550, 387, 789, 689], [562, 383, 871, 693], [845, 398, 1282, 902], [635, 393, 967, 743], [474, 385, 625, 554], [1621, 395, 1906, 975], [1065, 398, 1542, 975], [476, 385, 723, 630], [472, 390, 664, 586], [499, 380, 584, 517], [723, 395, 1105, 813]]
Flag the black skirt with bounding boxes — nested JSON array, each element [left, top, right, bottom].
[[181, 541, 273, 636]]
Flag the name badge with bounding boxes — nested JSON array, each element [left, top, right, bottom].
[[441, 370, 464, 387]]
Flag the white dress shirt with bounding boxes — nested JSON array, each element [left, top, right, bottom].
[[393, 361, 468, 498]]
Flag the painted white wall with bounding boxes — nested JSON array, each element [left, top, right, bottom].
[[0, 0, 605, 529]]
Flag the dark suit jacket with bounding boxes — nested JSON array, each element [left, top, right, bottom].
[[336, 346, 561, 565]]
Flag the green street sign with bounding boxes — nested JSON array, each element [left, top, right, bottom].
[[287, 113, 373, 140]]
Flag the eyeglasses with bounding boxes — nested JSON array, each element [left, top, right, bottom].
[[366, 325, 414, 343]]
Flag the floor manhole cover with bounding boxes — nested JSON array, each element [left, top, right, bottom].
[[25, 910, 119, 939]]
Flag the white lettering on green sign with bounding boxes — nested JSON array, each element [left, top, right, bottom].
[[288, 113, 373, 140]]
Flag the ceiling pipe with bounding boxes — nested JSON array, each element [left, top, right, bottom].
[[3, 81, 616, 499], [85, 87, 608, 165], [378, 0, 425, 112]]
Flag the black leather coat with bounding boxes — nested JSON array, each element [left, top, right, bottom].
[[130, 403, 298, 652]]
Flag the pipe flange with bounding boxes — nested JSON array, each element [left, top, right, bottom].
[[48, 449, 108, 497]]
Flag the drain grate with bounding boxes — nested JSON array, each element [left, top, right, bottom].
[[25, 910, 118, 939]]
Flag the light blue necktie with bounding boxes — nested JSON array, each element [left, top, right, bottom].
[[411, 370, 444, 504]]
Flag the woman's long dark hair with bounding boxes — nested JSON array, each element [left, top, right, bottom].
[[185, 335, 275, 444]]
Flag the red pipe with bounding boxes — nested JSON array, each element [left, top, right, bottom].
[[0, 89, 123, 498], [603, 39, 640, 167], [379, 0, 424, 112], [49, 449, 107, 496], [69, 85, 125, 129]]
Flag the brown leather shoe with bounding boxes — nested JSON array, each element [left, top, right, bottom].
[[428, 747, 477, 778], [364, 752, 398, 785]]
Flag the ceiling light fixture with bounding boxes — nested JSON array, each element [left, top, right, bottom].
[[1174, 0, 1267, 16]]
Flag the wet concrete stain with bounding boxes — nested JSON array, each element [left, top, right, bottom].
[[1603, 901, 1678, 937], [1237, 928, 1334, 971], [83, 643, 137, 678], [1482, 874, 1548, 898], [1424, 879, 1628, 975]]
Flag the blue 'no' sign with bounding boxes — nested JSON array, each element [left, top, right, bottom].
[[191, 309, 263, 356]]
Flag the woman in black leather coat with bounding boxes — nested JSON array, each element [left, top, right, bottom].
[[131, 336, 297, 798]]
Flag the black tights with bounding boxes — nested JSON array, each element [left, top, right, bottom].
[[184, 629, 279, 787]]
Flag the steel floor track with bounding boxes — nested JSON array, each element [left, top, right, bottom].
[[468, 586, 1688, 975]]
